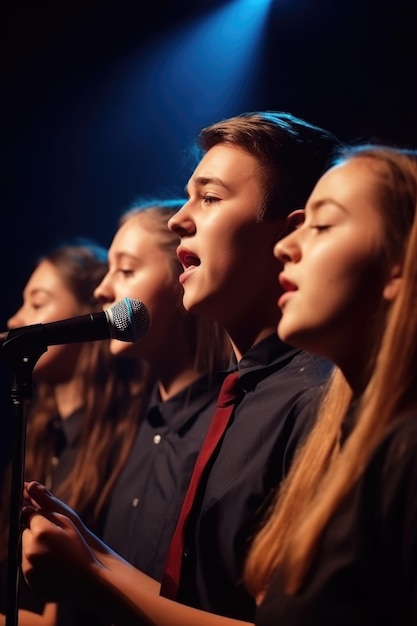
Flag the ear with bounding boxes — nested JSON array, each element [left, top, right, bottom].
[[286, 209, 305, 234], [383, 264, 402, 301]]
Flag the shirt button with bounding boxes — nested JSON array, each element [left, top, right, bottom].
[[153, 434, 162, 444], [132, 498, 140, 507], [183, 547, 190, 558]]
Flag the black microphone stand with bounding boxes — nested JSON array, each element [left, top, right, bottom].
[[1, 328, 47, 626]]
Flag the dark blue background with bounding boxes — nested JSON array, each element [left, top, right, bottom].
[[1, 0, 416, 463]]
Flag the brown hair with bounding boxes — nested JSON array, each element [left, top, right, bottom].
[[0, 241, 146, 560], [245, 145, 417, 597], [196, 111, 342, 222]]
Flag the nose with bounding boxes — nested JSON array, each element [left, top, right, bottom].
[[94, 274, 114, 305], [273, 230, 301, 264], [7, 308, 24, 329], [168, 202, 195, 238]]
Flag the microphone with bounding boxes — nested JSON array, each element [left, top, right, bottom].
[[0, 298, 151, 353]]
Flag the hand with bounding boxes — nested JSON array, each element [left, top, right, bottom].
[[23, 481, 85, 532], [23, 481, 109, 556], [21, 483, 102, 602]]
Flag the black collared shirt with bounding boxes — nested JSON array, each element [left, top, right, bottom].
[[102, 374, 222, 580], [256, 413, 417, 626], [174, 333, 332, 620]]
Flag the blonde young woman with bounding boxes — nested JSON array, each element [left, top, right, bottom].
[[247, 145, 417, 625]]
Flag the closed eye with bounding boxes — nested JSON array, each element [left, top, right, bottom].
[[310, 224, 331, 232], [117, 269, 135, 276]]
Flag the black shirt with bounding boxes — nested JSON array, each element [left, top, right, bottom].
[[173, 333, 332, 621], [59, 378, 222, 626], [257, 413, 417, 626], [102, 374, 222, 580]]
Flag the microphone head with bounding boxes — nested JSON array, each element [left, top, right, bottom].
[[106, 298, 151, 343]]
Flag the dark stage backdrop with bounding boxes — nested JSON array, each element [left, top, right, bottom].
[[0, 0, 416, 464]]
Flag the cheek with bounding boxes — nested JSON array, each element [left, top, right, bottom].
[[314, 262, 358, 308], [111, 281, 143, 303], [109, 338, 128, 355], [126, 266, 179, 310], [309, 257, 380, 321], [207, 225, 260, 282], [143, 278, 182, 314], [280, 249, 383, 338]]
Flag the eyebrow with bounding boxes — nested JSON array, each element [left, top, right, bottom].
[[185, 175, 232, 195], [113, 251, 140, 264], [24, 287, 53, 300], [308, 198, 349, 214]]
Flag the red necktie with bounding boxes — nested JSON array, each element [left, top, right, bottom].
[[160, 370, 241, 600]]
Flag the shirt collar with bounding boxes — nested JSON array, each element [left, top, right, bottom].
[[146, 374, 222, 433], [224, 333, 300, 391]]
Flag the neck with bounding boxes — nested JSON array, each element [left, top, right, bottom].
[[228, 325, 277, 363], [157, 365, 203, 401], [147, 313, 209, 401], [224, 301, 280, 362], [53, 377, 84, 419]]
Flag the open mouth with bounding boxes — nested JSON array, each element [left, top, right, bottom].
[[178, 248, 201, 269], [279, 274, 297, 293]]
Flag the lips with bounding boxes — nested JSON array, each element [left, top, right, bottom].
[[277, 273, 298, 310], [177, 247, 201, 269], [279, 273, 297, 293], [176, 247, 201, 286]]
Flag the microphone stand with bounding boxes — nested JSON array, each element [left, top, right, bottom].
[[1, 328, 47, 626]]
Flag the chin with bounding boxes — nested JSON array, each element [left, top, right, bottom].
[[182, 292, 202, 314], [111, 339, 144, 361], [277, 320, 307, 349], [277, 318, 295, 343], [110, 339, 131, 355]]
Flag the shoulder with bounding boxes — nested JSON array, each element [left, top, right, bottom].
[[264, 351, 332, 400], [288, 351, 333, 382]]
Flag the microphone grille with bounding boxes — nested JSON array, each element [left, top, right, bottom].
[[108, 298, 151, 343]]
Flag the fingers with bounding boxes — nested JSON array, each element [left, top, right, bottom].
[[21, 483, 107, 564], [21, 505, 38, 528], [21, 508, 99, 603], [21, 512, 64, 597], [22, 507, 78, 533], [24, 482, 82, 526], [23, 482, 57, 514], [25, 481, 56, 507], [23, 481, 43, 510]]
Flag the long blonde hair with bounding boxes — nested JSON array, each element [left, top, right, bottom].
[[245, 145, 417, 597]]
